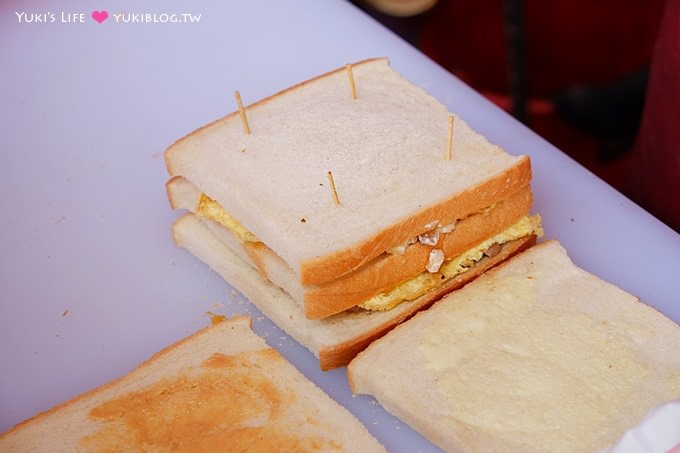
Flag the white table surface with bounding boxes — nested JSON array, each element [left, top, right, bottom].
[[2, 0, 679, 450]]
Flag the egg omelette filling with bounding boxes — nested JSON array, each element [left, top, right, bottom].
[[358, 214, 542, 310], [195, 193, 543, 312]]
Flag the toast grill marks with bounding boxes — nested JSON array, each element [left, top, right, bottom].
[[0, 318, 387, 451], [164, 58, 531, 290]]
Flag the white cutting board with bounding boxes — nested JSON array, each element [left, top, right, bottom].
[[2, 1, 679, 451]]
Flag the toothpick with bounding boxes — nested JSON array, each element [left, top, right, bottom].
[[345, 64, 357, 100], [327, 171, 340, 205], [445, 114, 454, 160], [234, 91, 251, 135]]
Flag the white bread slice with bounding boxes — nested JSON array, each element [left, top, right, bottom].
[[167, 175, 534, 318], [171, 213, 536, 370], [0, 317, 386, 452], [164, 57, 531, 287], [348, 240, 680, 453]]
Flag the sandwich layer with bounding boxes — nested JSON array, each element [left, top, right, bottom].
[[195, 213, 541, 318], [348, 241, 680, 452], [171, 213, 537, 369], [167, 175, 536, 317], [0, 318, 386, 452], [164, 57, 531, 286]]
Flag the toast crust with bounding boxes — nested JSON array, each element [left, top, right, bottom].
[[304, 186, 533, 318], [171, 213, 536, 370], [165, 58, 532, 287], [319, 234, 536, 370], [0, 318, 251, 445], [164, 57, 389, 174], [300, 155, 531, 285], [345, 240, 680, 452], [167, 158, 531, 289], [1, 317, 386, 451], [167, 176, 533, 319]]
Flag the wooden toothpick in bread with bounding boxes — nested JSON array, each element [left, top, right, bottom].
[[345, 63, 357, 99], [445, 114, 454, 160], [326, 170, 340, 205], [164, 58, 542, 368], [234, 90, 251, 135], [0, 317, 386, 452], [348, 240, 680, 452]]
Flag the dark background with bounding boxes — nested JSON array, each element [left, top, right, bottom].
[[353, 0, 677, 230]]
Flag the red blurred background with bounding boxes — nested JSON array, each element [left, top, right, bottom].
[[353, 0, 679, 232]]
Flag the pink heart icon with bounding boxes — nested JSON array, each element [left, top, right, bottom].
[[92, 10, 108, 24]]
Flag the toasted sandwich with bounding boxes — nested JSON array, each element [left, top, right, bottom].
[[165, 58, 542, 368]]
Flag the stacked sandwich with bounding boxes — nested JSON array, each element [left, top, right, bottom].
[[165, 58, 542, 369], [5, 59, 678, 452]]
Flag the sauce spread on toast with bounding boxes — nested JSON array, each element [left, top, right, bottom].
[[419, 274, 656, 450]]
